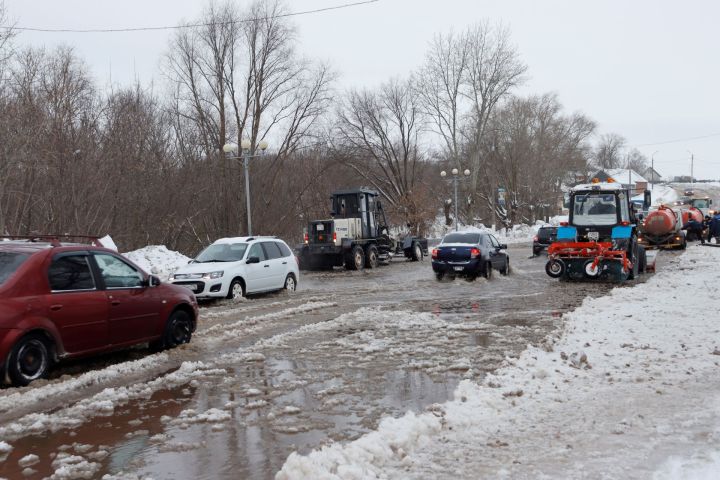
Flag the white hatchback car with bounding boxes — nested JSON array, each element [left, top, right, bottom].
[[170, 237, 299, 300]]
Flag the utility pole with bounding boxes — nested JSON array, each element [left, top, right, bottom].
[[687, 150, 694, 185], [651, 151, 659, 190]]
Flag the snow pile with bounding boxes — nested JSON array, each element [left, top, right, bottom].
[[632, 185, 678, 206], [123, 245, 191, 280], [276, 246, 720, 479], [431, 223, 536, 245]]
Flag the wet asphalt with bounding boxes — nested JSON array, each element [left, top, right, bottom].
[[0, 243, 659, 480]]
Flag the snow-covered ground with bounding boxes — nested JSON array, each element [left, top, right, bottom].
[[277, 245, 720, 479]]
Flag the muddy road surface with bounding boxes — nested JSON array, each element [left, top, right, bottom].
[[0, 244, 651, 480]]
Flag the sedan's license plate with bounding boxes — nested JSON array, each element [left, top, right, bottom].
[[453, 266, 464, 271]]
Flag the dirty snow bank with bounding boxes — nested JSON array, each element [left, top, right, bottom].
[[123, 245, 191, 280], [277, 246, 720, 479]]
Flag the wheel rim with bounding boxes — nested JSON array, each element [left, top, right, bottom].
[[170, 319, 191, 344], [549, 262, 562, 275], [370, 251, 377, 267], [415, 245, 422, 260], [584, 261, 600, 277], [354, 251, 363, 269], [285, 276, 296, 291], [231, 282, 243, 299], [16, 340, 47, 381]]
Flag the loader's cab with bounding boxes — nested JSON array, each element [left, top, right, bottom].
[[330, 188, 388, 239]]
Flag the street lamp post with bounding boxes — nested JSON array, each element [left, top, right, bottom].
[[222, 139, 269, 236], [440, 168, 471, 231], [687, 149, 694, 185]]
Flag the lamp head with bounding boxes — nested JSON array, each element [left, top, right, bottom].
[[258, 140, 268, 151], [464, 169, 470, 176], [451, 168, 458, 176], [440, 170, 447, 178], [222, 143, 238, 153], [241, 138, 252, 150]]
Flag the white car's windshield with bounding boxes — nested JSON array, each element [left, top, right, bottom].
[[196, 243, 248, 262], [572, 193, 618, 226], [693, 199, 710, 209]]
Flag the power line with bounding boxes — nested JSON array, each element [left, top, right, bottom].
[[1, 0, 380, 33], [633, 131, 720, 148]]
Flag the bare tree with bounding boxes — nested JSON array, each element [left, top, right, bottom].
[[463, 22, 528, 195], [165, 0, 333, 236], [335, 78, 425, 226], [416, 30, 469, 165], [473, 93, 595, 225], [593, 133, 626, 169]]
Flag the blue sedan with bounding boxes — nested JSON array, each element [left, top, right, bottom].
[[431, 232, 510, 280]]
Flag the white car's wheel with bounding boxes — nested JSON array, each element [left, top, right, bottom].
[[284, 274, 297, 292], [227, 279, 245, 300]]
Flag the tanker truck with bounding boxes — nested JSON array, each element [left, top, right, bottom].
[[638, 205, 686, 250]]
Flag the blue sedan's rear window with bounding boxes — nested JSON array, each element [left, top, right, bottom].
[[442, 233, 482, 244], [0, 252, 30, 285]]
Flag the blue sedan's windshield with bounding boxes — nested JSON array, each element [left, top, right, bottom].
[[196, 243, 248, 262], [442, 233, 482, 244]]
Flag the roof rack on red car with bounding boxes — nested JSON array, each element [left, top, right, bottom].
[[3, 235, 104, 247]]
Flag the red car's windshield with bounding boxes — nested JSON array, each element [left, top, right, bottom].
[[0, 252, 30, 285]]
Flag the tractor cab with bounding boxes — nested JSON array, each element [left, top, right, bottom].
[[567, 181, 637, 243]]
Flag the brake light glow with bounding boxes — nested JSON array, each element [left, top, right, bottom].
[[431, 248, 438, 259], [533, 235, 539, 242], [333, 232, 337, 242], [470, 248, 480, 258], [620, 221, 629, 226], [560, 221, 569, 227], [304, 233, 309, 244]]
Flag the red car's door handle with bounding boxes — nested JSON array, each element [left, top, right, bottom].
[[111, 300, 121, 306], [50, 304, 63, 311]]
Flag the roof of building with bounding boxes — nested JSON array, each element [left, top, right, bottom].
[[599, 168, 648, 184]]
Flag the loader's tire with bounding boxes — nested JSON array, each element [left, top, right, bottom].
[[410, 242, 423, 262], [545, 259, 565, 279], [365, 245, 379, 269], [345, 245, 365, 270]]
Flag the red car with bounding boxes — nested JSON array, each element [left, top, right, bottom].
[[0, 237, 199, 386]]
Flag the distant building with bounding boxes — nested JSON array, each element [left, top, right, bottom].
[[593, 169, 648, 194], [641, 167, 663, 184]]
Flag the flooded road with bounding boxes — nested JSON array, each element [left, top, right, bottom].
[[0, 244, 651, 479]]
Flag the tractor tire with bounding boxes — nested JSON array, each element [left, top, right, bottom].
[[365, 245, 379, 269], [638, 246, 647, 274], [628, 246, 640, 280], [583, 259, 600, 278], [545, 259, 565, 279], [345, 245, 365, 270]]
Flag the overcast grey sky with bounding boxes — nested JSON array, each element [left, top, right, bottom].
[[5, 0, 720, 179]]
